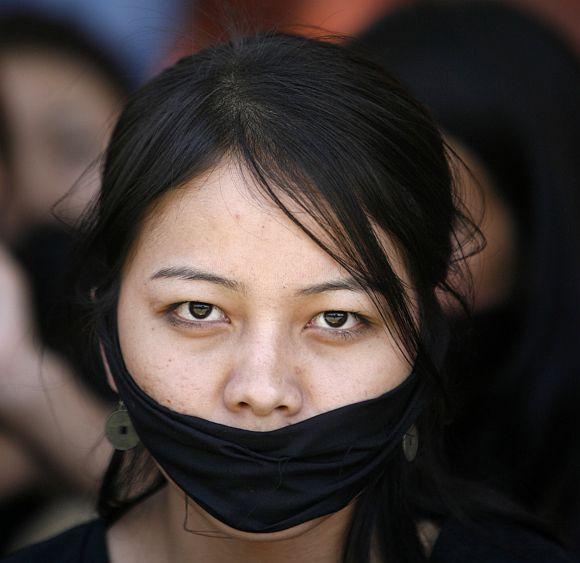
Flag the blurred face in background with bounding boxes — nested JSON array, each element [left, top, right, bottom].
[[0, 47, 122, 238], [446, 139, 519, 312]]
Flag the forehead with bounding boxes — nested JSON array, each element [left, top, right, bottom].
[[125, 164, 350, 287]]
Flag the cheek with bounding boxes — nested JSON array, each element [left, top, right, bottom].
[[302, 333, 411, 412], [117, 290, 233, 417]]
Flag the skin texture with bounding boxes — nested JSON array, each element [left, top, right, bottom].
[[108, 162, 421, 562], [0, 48, 120, 238]]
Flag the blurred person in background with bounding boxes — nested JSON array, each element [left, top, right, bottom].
[[171, 0, 579, 58], [361, 0, 580, 548], [0, 0, 183, 84], [0, 11, 136, 553], [0, 11, 131, 388]]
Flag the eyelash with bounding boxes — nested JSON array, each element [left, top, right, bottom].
[[164, 302, 372, 341]]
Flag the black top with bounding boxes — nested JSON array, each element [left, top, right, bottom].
[[2, 517, 575, 562]]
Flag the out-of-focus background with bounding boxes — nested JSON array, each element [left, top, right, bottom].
[[0, 0, 578, 556]]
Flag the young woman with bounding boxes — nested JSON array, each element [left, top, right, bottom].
[[3, 33, 573, 562]]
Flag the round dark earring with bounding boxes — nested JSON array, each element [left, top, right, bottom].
[[402, 424, 419, 462], [105, 400, 140, 450]]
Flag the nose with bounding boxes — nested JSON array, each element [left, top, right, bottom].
[[223, 329, 303, 419]]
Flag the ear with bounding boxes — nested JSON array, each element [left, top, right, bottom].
[[99, 341, 118, 394]]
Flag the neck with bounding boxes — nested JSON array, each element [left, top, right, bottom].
[[107, 486, 440, 563], [109, 485, 355, 563], [163, 486, 353, 563]]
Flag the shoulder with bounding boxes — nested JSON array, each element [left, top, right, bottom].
[[1, 519, 108, 563], [431, 517, 574, 563]]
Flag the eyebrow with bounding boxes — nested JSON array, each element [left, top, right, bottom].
[[150, 266, 243, 292], [150, 266, 366, 296]]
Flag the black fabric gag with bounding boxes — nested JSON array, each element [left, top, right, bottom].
[[100, 316, 428, 533]]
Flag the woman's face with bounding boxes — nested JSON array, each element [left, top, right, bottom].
[[116, 164, 412, 431]]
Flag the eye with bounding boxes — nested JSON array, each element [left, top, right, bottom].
[[313, 311, 352, 328], [308, 311, 370, 338], [172, 301, 228, 323]]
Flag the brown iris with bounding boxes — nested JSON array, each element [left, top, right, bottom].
[[323, 311, 348, 327], [188, 302, 213, 319]]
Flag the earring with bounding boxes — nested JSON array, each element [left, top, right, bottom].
[[105, 400, 140, 450], [402, 424, 419, 462]]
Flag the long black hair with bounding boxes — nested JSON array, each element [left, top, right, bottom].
[[71, 31, 545, 562], [360, 0, 580, 541]]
